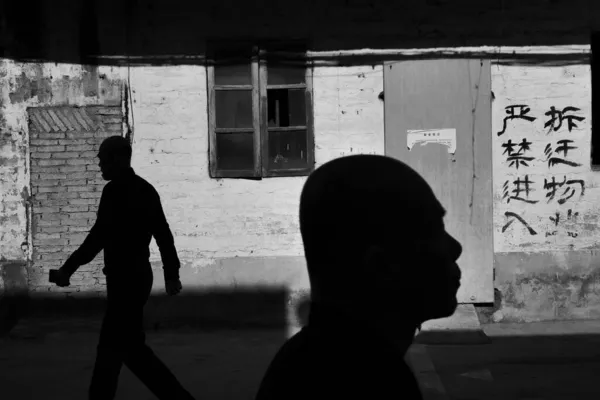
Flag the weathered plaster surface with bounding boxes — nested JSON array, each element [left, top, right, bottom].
[[0, 59, 124, 295], [129, 65, 384, 293], [494, 251, 600, 322], [492, 63, 600, 322], [6, 54, 600, 324], [5, 52, 600, 325]]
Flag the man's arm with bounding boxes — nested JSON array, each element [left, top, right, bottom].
[[150, 190, 181, 282], [60, 188, 108, 277]]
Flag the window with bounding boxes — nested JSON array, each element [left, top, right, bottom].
[[207, 45, 315, 178]]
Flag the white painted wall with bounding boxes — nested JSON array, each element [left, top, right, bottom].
[[492, 63, 599, 253], [129, 65, 385, 270]]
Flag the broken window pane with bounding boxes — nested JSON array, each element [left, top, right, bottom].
[[215, 90, 253, 129], [214, 64, 252, 86], [216, 133, 254, 170], [267, 66, 306, 85], [268, 129, 308, 170], [267, 89, 306, 127]]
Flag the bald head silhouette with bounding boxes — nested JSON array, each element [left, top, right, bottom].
[[98, 136, 133, 181], [299, 154, 462, 326]]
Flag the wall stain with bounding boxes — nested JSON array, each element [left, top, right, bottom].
[[20, 186, 30, 259], [505, 268, 600, 314], [578, 268, 600, 303], [82, 65, 99, 97], [8, 70, 52, 104], [503, 283, 526, 309]]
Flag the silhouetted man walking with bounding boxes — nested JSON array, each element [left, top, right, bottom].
[[255, 154, 463, 400], [51, 136, 195, 400]]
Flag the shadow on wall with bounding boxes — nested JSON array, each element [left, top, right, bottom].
[[2, 0, 596, 66]]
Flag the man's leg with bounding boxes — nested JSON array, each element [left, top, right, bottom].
[[117, 272, 195, 399], [88, 310, 124, 400], [123, 336, 195, 399]]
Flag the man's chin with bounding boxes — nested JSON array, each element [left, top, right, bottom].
[[423, 298, 458, 321], [101, 173, 111, 181]]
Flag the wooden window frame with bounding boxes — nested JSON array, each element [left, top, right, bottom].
[[207, 49, 315, 179]]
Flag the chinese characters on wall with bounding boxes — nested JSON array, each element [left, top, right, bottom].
[[498, 104, 586, 241]]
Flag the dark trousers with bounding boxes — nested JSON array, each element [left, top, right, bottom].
[[88, 268, 194, 400]]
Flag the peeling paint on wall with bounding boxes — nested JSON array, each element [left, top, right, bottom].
[[0, 58, 125, 286], [494, 268, 600, 322], [8, 70, 52, 104]]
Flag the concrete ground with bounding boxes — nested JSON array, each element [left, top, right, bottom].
[[2, 318, 600, 400], [423, 320, 600, 400]]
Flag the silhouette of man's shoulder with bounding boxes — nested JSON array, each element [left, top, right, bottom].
[[108, 172, 159, 200], [257, 325, 422, 399], [101, 173, 161, 213], [132, 174, 160, 197], [255, 328, 312, 399]]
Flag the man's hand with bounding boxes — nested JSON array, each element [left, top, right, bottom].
[[49, 268, 71, 287], [165, 279, 182, 296]]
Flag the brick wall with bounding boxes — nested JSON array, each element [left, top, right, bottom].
[[28, 106, 123, 295]]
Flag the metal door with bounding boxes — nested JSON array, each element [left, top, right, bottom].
[[383, 59, 493, 303]]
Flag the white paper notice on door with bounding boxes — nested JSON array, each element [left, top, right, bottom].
[[406, 128, 457, 154]]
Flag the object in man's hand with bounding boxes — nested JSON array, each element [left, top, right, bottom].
[[49, 269, 59, 283], [49, 269, 70, 287]]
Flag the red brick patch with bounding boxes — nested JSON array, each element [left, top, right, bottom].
[[28, 105, 123, 294]]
